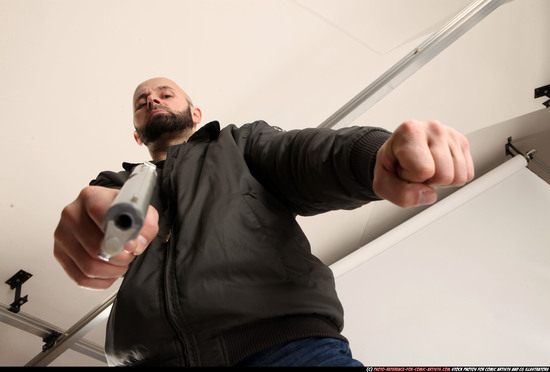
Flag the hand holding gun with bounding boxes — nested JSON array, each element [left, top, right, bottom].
[[99, 162, 158, 262]]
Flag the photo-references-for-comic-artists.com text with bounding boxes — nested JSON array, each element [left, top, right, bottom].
[[368, 367, 549, 372]]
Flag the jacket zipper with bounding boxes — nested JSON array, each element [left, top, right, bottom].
[[162, 227, 200, 366]]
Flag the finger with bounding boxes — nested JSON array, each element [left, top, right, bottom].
[[461, 136, 475, 183], [426, 130, 475, 187], [55, 221, 129, 279], [54, 246, 120, 290], [67, 200, 106, 259], [81, 186, 119, 232], [61, 190, 133, 268], [120, 205, 159, 256], [424, 137, 455, 187], [56, 193, 105, 261], [78, 186, 142, 266], [391, 121, 436, 184], [449, 141, 469, 186], [374, 161, 438, 208]]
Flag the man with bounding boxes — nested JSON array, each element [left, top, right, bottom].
[[54, 77, 474, 366]]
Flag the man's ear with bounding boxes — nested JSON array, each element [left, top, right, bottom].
[[134, 131, 144, 146], [191, 106, 202, 127]]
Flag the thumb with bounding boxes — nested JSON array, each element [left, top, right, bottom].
[[123, 205, 159, 256], [374, 160, 438, 208]]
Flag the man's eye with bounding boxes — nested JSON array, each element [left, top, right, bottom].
[[136, 102, 146, 110], [163, 94, 172, 99]]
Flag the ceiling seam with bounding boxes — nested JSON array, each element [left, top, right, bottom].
[[289, 0, 382, 56]]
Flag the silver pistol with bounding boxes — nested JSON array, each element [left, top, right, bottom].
[[98, 161, 157, 262]]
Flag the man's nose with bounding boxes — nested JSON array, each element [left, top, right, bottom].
[[147, 96, 161, 108]]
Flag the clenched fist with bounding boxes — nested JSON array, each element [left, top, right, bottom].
[[373, 120, 474, 208]]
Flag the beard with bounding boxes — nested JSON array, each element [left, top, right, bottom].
[[135, 106, 194, 146]]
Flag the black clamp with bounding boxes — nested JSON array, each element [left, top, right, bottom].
[[534, 84, 550, 108], [42, 331, 62, 352], [5, 269, 33, 313], [505, 137, 523, 158], [506, 137, 537, 163]]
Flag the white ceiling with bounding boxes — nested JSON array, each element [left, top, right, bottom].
[[1, 0, 549, 366]]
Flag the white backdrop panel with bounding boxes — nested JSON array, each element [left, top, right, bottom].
[[334, 155, 550, 366]]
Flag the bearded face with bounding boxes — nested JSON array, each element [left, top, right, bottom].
[[135, 105, 194, 146]]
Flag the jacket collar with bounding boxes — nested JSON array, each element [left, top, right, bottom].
[[121, 121, 222, 171], [188, 121, 221, 143]]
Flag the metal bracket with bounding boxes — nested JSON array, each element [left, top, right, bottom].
[[26, 290, 117, 366], [42, 331, 62, 352], [506, 137, 537, 163], [5, 269, 33, 313], [534, 84, 550, 108], [505, 137, 524, 159], [0, 303, 107, 362]]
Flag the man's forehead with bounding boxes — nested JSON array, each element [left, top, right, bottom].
[[134, 83, 176, 100]]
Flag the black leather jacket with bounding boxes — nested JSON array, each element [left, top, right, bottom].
[[90, 120, 390, 366]]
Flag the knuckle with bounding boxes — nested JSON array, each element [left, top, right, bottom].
[[453, 169, 467, 184], [52, 238, 67, 260], [59, 203, 79, 225], [417, 164, 436, 181], [52, 244, 65, 264], [53, 224, 65, 245], [79, 260, 104, 280], [427, 119, 443, 127], [78, 185, 96, 200], [79, 186, 110, 215], [74, 275, 110, 290], [468, 167, 475, 181], [442, 175, 455, 186], [432, 173, 454, 186], [73, 275, 90, 288], [461, 137, 471, 151], [400, 119, 420, 134], [426, 120, 445, 135], [86, 198, 104, 219]]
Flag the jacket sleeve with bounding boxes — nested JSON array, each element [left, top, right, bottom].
[[237, 121, 391, 216], [88, 163, 135, 188]]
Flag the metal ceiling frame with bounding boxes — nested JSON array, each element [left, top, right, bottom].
[[2, 0, 508, 366], [318, 0, 509, 129], [23, 292, 116, 366], [0, 302, 106, 364]]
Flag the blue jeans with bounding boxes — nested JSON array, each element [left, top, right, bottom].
[[235, 337, 364, 367]]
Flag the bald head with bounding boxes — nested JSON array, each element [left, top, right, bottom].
[[133, 77, 193, 108]]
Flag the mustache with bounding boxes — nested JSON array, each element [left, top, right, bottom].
[[151, 104, 169, 111], [147, 104, 171, 120]]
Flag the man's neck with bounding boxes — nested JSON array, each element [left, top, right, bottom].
[[147, 128, 195, 161]]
